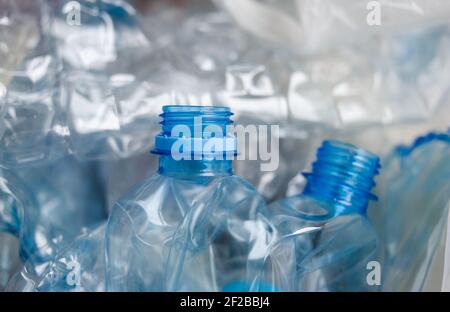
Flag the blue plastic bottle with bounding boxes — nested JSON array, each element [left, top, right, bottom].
[[104, 105, 274, 291], [372, 131, 450, 291], [251, 140, 381, 291]]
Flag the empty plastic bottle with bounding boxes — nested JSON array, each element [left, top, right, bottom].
[[0, 0, 65, 168], [105, 105, 274, 291], [6, 223, 108, 292], [0, 157, 106, 292], [251, 140, 381, 291], [14, 157, 106, 264], [371, 131, 450, 291]]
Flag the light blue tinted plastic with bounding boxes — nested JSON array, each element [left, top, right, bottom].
[[0, 157, 106, 276], [105, 105, 274, 291], [372, 131, 450, 291], [152, 105, 237, 159], [0, 167, 36, 287], [251, 140, 381, 291], [6, 105, 271, 292], [303, 140, 380, 216], [0, 233, 20, 291], [6, 224, 107, 292], [0, 169, 24, 291]]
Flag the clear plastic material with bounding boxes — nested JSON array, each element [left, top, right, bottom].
[[251, 141, 381, 291], [2, 0, 449, 170], [2, 0, 449, 211], [0, 167, 28, 290], [6, 224, 107, 292], [0, 0, 65, 168], [105, 106, 274, 291], [0, 233, 20, 291], [10, 106, 275, 292], [54, 0, 164, 160], [216, 0, 450, 53], [0, 157, 106, 291], [371, 131, 450, 291], [0, 0, 163, 167], [106, 172, 273, 291]]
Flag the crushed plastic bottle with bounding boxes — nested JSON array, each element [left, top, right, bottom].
[[7, 223, 108, 292], [0, 156, 106, 292], [251, 140, 381, 291], [53, 0, 170, 161], [371, 131, 450, 291], [0, 0, 66, 168], [0, 165, 30, 290], [0, 0, 164, 167], [13, 157, 107, 264], [216, 0, 450, 53], [105, 105, 275, 291]]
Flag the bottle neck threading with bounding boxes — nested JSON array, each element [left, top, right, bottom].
[[302, 140, 380, 216], [152, 105, 236, 179]]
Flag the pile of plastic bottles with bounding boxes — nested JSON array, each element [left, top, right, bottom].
[[0, 0, 449, 292]]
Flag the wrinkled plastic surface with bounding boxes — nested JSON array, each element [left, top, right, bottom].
[[106, 172, 273, 291], [1, 0, 449, 207], [2, 1, 449, 165], [252, 196, 379, 291], [5, 223, 106, 292], [0, 0, 65, 168], [371, 132, 450, 291], [15, 157, 106, 262], [0, 229, 21, 291], [0, 157, 106, 291], [0, 0, 449, 293], [55, 0, 164, 160], [217, 0, 450, 53]]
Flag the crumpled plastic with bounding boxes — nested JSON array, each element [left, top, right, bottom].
[[216, 0, 450, 53], [370, 131, 450, 291], [0, 156, 107, 290]]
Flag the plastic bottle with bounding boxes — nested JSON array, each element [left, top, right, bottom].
[[13, 157, 107, 264], [105, 105, 275, 291], [371, 131, 450, 291], [251, 140, 381, 291], [0, 157, 107, 291], [0, 0, 65, 168], [0, 0, 160, 167]]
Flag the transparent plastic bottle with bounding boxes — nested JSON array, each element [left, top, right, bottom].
[[12, 157, 107, 264], [55, 0, 165, 161], [105, 105, 274, 291], [251, 140, 381, 291], [0, 0, 163, 167], [372, 131, 450, 291], [0, 156, 106, 292], [6, 223, 108, 292], [0, 0, 65, 168]]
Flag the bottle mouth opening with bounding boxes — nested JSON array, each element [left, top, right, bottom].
[[303, 140, 381, 215], [152, 105, 237, 158], [161, 105, 232, 115], [159, 105, 233, 123]]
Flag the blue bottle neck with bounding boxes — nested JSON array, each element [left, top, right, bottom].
[[302, 140, 380, 217], [152, 105, 237, 180], [158, 155, 233, 180]]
